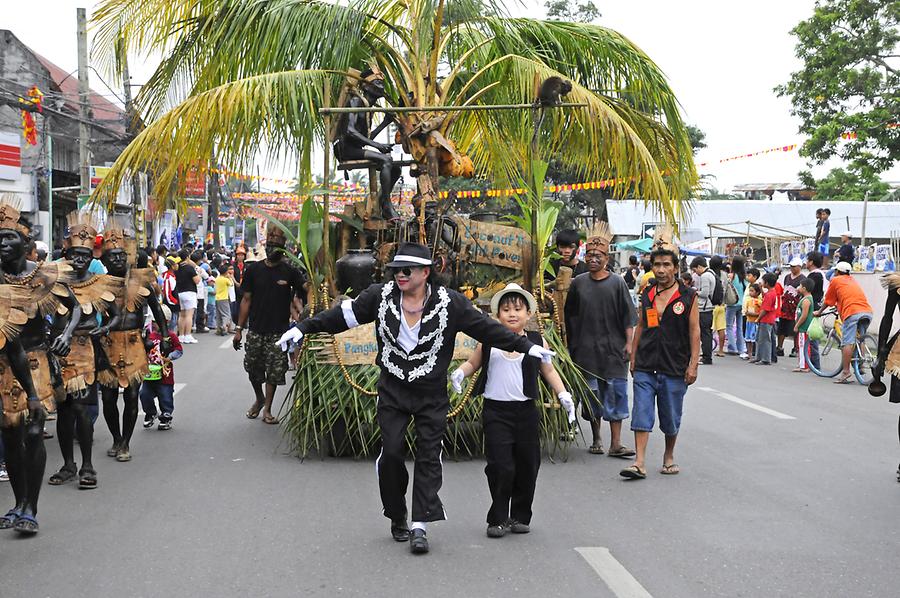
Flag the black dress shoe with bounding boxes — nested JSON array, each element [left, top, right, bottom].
[[409, 528, 429, 554], [391, 519, 410, 542]]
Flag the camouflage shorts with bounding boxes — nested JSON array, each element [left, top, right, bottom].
[[243, 331, 289, 386]]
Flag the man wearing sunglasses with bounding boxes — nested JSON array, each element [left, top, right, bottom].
[[277, 242, 555, 554]]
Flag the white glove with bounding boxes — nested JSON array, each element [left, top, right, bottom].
[[528, 345, 556, 364], [276, 327, 303, 352], [558, 391, 576, 423], [450, 368, 465, 394]]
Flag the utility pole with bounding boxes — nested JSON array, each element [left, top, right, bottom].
[[76, 8, 91, 199], [861, 190, 870, 248], [208, 151, 220, 247], [119, 34, 144, 241]]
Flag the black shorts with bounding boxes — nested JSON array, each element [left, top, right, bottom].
[[777, 319, 796, 337]]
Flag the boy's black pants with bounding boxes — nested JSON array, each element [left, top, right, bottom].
[[483, 399, 541, 526], [376, 378, 448, 523]]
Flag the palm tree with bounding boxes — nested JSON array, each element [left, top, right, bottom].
[[92, 0, 696, 228]]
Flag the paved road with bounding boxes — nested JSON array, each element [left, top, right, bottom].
[[2, 334, 899, 597]]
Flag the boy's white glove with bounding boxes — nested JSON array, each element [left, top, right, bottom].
[[558, 391, 576, 423], [450, 368, 465, 394], [528, 345, 556, 364], [276, 327, 303, 352]]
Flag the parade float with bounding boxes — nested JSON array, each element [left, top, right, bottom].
[[90, 0, 697, 459]]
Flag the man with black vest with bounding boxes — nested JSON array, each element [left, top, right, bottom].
[[276, 243, 556, 554], [621, 228, 700, 480]]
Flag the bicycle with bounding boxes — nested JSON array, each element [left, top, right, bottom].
[[806, 306, 879, 384]]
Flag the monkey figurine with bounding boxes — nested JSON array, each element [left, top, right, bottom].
[[532, 76, 573, 146]]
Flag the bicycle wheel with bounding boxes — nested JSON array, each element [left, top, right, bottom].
[[808, 332, 843, 378], [853, 333, 879, 385]]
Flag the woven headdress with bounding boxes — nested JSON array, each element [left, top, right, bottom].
[[66, 211, 99, 250], [585, 222, 614, 253], [651, 224, 679, 257], [102, 214, 133, 253], [0, 194, 30, 237]]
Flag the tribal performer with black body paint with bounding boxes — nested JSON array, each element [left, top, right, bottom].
[[0, 197, 81, 535], [48, 213, 121, 490], [97, 223, 169, 462], [277, 243, 556, 555], [869, 273, 900, 481]]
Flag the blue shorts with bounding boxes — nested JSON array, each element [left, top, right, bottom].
[[631, 371, 687, 436], [840, 312, 872, 347], [744, 321, 758, 342], [586, 377, 629, 422], [818, 243, 829, 255]]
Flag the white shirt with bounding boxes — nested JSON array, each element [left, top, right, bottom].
[[398, 314, 420, 353], [483, 348, 529, 402]]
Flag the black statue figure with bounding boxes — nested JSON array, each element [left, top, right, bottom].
[[333, 67, 401, 221]]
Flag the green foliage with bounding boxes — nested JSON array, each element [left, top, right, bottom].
[[686, 124, 707, 155], [776, 0, 899, 173], [799, 166, 895, 201], [545, 0, 601, 23]]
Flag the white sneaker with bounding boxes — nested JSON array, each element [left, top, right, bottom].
[[178, 335, 187, 343], [187, 335, 199, 344], [739, 352, 749, 359]]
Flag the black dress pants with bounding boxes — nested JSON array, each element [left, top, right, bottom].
[[376, 378, 448, 523], [482, 399, 541, 526], [699, 310, 713, 361]]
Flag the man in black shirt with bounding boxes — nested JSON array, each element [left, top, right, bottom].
[[233, 225, 307, 425], [837, 231, 856, 265]]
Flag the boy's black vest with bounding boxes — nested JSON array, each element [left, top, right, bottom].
[[472, 330, 544, 399]]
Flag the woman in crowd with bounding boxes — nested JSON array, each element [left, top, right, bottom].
[[726, 256, 747, 357]]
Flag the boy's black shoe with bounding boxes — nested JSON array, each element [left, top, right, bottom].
[[409, 529, 429, 554], [701, 358, 713, 365], [776, 348, 785, 357], [486, 524, 508, 538], [391, 519, 410, 542], [507, 519, 530, 534], [158, 415, 172, 431], [143, 414, 156, 429]]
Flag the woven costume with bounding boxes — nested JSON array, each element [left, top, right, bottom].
[[0, 351, 55, 427]]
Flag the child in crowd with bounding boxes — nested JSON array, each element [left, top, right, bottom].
[[753, 273, 780, 365], [215, 265, 235, 335], [450, 284, 575, 539], [206, 269, 218, 330], [793, 279, 815, 373], [140, 306, 183, 430], [680, 272, 694, 288], [743, 283, 762, 361]]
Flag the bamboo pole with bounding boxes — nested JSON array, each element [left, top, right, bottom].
[[319, 102, 587, 115], [322, 80, 336, 296]]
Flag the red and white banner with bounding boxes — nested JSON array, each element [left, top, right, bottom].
[[0, 133, 22, 181]]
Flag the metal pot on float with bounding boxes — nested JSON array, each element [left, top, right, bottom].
[[336, 249, 376, 298]]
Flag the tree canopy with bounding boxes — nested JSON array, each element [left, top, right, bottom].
[[776, 0, 899, 174], [91, 0, 696, 225]]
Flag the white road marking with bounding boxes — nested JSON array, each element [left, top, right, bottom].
[[575, 547, 653, 598], [173, 383, 186, 396], [696, 386, 796, 420], [219, 338, 233, 349]]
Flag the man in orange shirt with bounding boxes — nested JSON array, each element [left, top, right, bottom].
[[815, 261, 873, 383]]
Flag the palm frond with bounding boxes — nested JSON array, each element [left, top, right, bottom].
[[91, 69, 343, 213], [447, 55, 684, 224]]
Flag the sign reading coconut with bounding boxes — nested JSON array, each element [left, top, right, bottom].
[[334, 322, 476, 366], [459, 219, 531, 270]]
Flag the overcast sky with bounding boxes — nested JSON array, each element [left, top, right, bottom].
[[4, 0, 897, 192]]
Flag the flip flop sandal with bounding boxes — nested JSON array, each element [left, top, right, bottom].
[[588, 444, 605, 455], [833, 375, 853, 384], [78, 468, 98, 490], [660, 464, 680, 475], [116, 449, 132, 462], [608, 446, 637, 458], [107, 443, 120, 458], [48, 466, 77, 486], [13, 513, 38, 535], [619, 465, 647, 480], [262, 414, 280, 425], [246, 404, 263, 419], [0, 508, 23, 529]]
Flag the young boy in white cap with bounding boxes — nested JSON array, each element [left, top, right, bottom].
[[450, 283, 575, 538]]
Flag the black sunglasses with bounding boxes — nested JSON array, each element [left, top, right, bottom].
[[392, 266, 423, 277]]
